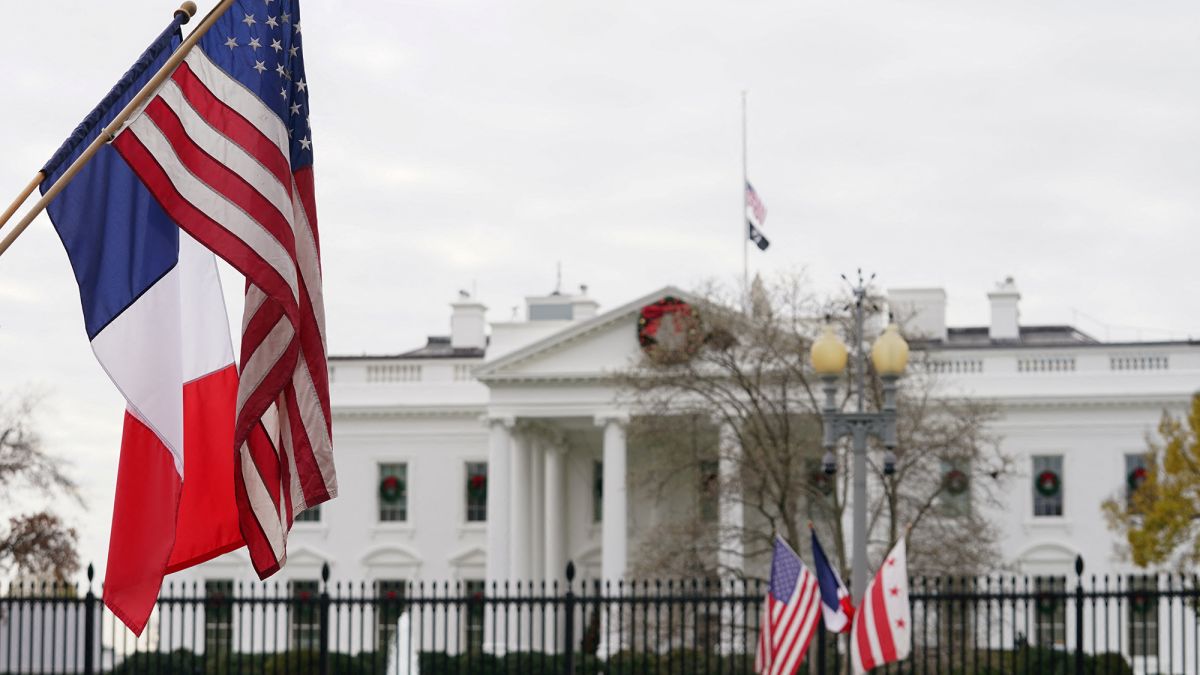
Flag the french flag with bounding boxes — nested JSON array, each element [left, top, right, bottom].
[[811, 528, 855, 633], [40, 18, 244, 634]]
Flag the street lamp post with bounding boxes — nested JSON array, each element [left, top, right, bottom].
[[809, 274, 910, 604]]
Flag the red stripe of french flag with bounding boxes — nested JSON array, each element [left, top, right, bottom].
[[102, 234, 243, 636]]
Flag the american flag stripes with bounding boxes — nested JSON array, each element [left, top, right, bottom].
[[113, 0, 335, 578], [745, 181, 767, 224], [755, 536, 821, 675], [850, 539, 912, 673]]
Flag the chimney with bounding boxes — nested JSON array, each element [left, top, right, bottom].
[[988, 277, 1020, 342], [572, 284, 599, 320], [887, 288, 947, 342], [450, 291, 487, 350]]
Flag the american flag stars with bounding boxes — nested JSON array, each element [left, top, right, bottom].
[[218, 0, 313, 160]]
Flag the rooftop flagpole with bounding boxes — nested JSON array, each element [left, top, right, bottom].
[[742, 90, 749, 313], [0, 0, 234, 259]]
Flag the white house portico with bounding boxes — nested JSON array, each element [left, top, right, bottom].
[[175, 279, 1200, 614]]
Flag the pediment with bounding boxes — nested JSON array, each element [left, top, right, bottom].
[[476, 286, 697, 382], [448, 545, 488, 568], [360, 544, 424, 571]]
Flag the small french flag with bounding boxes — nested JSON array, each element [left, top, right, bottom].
[[811, 528, 856, 633]]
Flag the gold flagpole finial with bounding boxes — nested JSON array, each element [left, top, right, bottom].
[[176, 2, 199, 21]]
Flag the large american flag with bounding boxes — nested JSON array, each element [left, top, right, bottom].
[[112, 0, 336, 578], [755, 536, 821, 675]]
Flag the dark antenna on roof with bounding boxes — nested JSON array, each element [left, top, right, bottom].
[[554, 262, 563, 295]]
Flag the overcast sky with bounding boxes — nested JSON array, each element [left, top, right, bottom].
[[2, 0, 1200, 581]]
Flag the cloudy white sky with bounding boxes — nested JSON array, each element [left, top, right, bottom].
[[2, 0, 1200, 580]]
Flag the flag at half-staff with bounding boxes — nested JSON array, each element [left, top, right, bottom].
[[755, 536, 821, 675], [109, 0, 337, 580], [36, 6, 244, 635], [745, 181, 770, 251], [850, 538, 912, 673]]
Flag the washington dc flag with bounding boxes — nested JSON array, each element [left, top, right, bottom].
[[850, 538, 912, 673]]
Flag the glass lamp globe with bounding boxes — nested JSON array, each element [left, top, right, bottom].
[[810, 325, 849, 377], [871, 323, 910, 377]]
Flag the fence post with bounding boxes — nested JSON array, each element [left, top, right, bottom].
[[816, 614, 826, 674], [319, 562, 331, 675], [1074, 555, 1084, 675], [83, 563, 96, 675], [563, 561, 576, 675]]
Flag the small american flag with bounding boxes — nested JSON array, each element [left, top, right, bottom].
[[746, 181, 767, 224], [113, 0, 335, 578], [756, 536, 821, 675]]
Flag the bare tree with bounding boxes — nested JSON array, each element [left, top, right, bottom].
[[617, 274, 1011, 580], [0, 392, 82, 581]]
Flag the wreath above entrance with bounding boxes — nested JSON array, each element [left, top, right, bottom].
[[637, 296, 703, 364]]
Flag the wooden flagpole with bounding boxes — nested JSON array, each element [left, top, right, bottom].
[[0, 173, 43, 234], [0, 0, 234, 259]]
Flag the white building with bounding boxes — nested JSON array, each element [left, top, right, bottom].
[[171, 278, 1200, 660]]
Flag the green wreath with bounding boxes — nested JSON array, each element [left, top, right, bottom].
[[468, 473, 487, 498], [1130, 592, 1151, 615], [380, 475, 405, 503], [810, 469, 834, 496], [1127, 467, 1148, 493], [943, 469, 969, 496], [1035, 470, 1060, 498], [637, 296, 703, 364]]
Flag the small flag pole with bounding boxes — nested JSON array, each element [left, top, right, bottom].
[[741, 90, 749, 313], [0, 174, 44, 234], [0, 0, 233, 260]]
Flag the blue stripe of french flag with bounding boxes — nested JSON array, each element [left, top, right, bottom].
[[812, 527, 856, 634]]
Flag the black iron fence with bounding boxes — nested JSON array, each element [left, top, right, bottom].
[[2, 556, 1199, 674]]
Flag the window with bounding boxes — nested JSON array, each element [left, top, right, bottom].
[[204, 580, 233, 657], [939, 460, 970, 518], [699, 460, 719, 522], [1034, 577, 1066, 647], [379, 463, 408, 522], [1127, 575, 1159, 657], [464, 580, 485, 654], [376, 579, 407, 649], [1125, 454, 1149, 508], [1032, 455, 1063, 517], [290, 580, 321, 650], [295, 505, 321, 522], [593, 460, 603, 523], [465, 462, 487, 522]]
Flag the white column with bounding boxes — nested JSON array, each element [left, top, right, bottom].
[[717, 419, 744, 576], [597, 415, 628, 582], [530, 438, 546, 581], [510, 430, 531, 582], [544, 446, 567, 584], [716, 418, 745, 655], [484, 417, 513, 655], [485, 417, 513, 587]]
